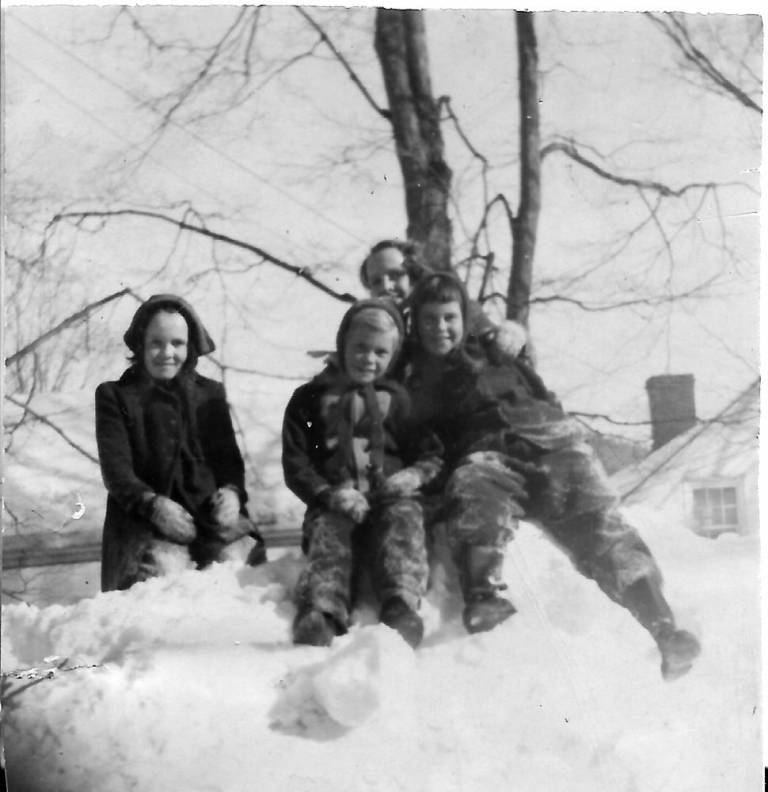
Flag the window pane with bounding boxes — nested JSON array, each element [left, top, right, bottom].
[[692, 486, 739, 531]]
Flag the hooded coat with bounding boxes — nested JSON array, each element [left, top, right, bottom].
[[96, 295, 247, 591], [404, 271, 575, 466], [282, 299, 441, 508]]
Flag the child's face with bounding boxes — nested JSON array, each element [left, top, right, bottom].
[[143, 311, 189, 380], [365, 248, 412, 306], [343, 324, 397, 384], [416, 300, 464, 357]]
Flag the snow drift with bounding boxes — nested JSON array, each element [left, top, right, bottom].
[[1, 513, 760, 792]]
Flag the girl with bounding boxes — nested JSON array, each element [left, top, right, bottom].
[[95, 294, 264, 592]]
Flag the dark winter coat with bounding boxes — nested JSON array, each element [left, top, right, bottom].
[[404, 271, 577, 467], [96, 366, 247, 591], [282, 364, 442, 508]]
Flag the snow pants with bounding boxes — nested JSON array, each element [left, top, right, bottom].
[[442, 441, 662, 604], [294, 498, 429, 628]]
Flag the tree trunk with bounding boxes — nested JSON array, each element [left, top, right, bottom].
[[508, 11, 541, 325], [374, 10, 452, 271]]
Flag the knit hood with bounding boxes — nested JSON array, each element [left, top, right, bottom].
[[123, 294, 216, 357], [335, 298, 405, 378]]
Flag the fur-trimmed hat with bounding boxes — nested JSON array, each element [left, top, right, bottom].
[[335, 298, 405, 377], [123, 294, 216, 356]]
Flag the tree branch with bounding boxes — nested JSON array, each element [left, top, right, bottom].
[[5, 395, 100, 465], [5, 288, 133, 366], [529, 278, 717, 312], [46, 209, 356, 304], [540, 139, 722, 196], [646, 12, 762, 115], [296, 7, 390, 120]]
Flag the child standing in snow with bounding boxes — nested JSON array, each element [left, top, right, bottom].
[[282, 299, 442, 648], [95, 294, 265, 592], [404, 271, 701, 680]]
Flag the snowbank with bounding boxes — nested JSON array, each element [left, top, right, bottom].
[[1, 517, 760, 792]]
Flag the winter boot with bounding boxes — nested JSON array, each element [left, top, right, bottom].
[[620, 576, 701, 680], [459, 545, 517, 634], [654, 621, 701, 681], [380, 596, 424, 649], [292, 607, 338, 647]]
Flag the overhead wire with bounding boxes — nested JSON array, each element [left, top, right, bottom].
[[9, 12, 370, 248]]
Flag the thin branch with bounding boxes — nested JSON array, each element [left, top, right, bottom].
[[5, 288, 133, 366], [540, 139, 722, 197], [296, 7, 390, 120], [46, 209, 356, 304], [158, 8, 250, 129], [646, 12, 762, 115], [438, 96, 489, 169], [5, 395, 100, 465], [530, 277, 717, 312]]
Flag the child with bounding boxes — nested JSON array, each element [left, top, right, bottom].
[[405, 271, 701, 680], [282, 299, 442, 648], [360, 238, 531, 365], [95, 294, 265, 592]]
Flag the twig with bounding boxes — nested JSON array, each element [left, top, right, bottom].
[[296, 7, 390, 120], [6, 288, 133, 366], [5, 395, 100, 465], [48, 209, 356, 304], [540, 139, 723, 197]]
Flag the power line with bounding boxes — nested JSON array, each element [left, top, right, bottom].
[[9, 13, 370, 246], [7, 53, 310, 259]]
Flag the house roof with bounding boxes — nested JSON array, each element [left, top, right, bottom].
[[612, 378, 760, 504]]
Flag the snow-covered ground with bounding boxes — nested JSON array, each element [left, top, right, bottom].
[[2, 506, 760, 792]]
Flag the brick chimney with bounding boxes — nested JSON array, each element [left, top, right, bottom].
[[645, 374, 697, 450]]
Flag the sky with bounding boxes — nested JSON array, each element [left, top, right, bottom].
[[2, 5, 762, 439]]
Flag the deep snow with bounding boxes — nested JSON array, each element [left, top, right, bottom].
[[1, 507, 761, 792]]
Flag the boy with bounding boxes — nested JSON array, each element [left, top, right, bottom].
[[405, 271, 701, 681], [282, 299, 442, 648]]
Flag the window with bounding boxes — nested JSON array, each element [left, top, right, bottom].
[[691, 486, 739, 536]]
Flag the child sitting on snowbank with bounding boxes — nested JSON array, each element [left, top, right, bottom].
[[282, 299, 442, 648], [95, 294, 265, 592], [404, 271, 701, 680]]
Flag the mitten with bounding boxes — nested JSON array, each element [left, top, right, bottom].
[[493, 320, 528, 359], [149, 495, 197, 544], [325, 487, 370, 524], [210, 486, 241, 528], [378, 467, 425, 498]]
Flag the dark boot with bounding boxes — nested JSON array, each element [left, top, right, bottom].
[[655, 622, 701, 681], [621, 576, 701, 680], [380, 596, 424, 649], [292, 607, 338, 647], [459, 545, 516, 634]]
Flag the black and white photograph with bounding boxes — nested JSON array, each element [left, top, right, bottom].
[[1, 3, 763, 790]]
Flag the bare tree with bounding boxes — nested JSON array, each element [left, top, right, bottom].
[[374, 10, 453, 271], [5, 7, 760, 420]]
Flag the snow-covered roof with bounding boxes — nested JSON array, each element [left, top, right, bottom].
[[612, 379, 759, 504]]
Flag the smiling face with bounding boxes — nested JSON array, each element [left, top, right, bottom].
[[416, 300, 464, 358], [343, 323, 398, 385], [143, 310, 189, 381], [364, 247, 412, 306]]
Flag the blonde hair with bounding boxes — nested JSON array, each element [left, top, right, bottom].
[[348, 307, 400, 337]]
